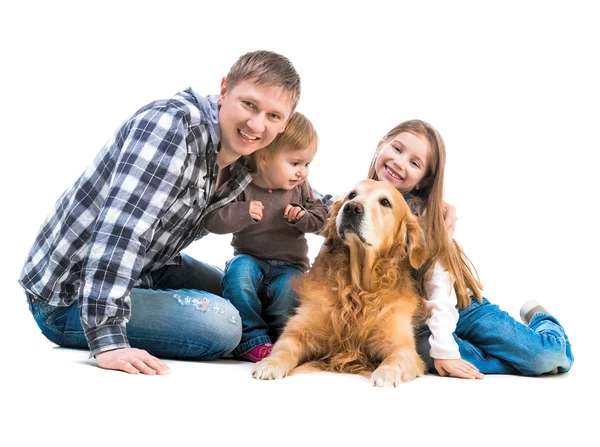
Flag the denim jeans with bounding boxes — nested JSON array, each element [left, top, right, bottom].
[[26, 253, 242, 360], [416, 297, 574, 375], [221, 254, 303, 356]]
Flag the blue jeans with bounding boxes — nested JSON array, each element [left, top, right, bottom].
[[221, 254, 303, 356], [26, 253, 242, 360], [416, 297, 574, 375]]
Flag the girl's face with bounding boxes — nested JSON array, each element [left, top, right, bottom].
[[259, 145, 316, 190], [374, 132, 429, 193]]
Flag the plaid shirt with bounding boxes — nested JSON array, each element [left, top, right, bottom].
[[19, 88, 252, 356]]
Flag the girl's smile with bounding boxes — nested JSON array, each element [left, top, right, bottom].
[[374, 131, 429, 193], [384, 164, 404, 180]]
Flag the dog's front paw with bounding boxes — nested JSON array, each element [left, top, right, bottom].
[[252, 358, 288, 380], [371, 365, 402, 388]]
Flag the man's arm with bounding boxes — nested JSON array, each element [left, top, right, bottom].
[[80, 106, 190, 372]]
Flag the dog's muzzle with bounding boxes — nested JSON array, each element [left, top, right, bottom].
[[338, 201, 364, 235], [343, 201, 363, 218]]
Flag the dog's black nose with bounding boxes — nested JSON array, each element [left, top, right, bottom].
[[343, 201, 363, 216]]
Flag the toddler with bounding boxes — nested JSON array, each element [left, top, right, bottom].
[[203, 112, 328, 361]]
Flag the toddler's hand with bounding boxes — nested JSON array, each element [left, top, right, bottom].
[[284, 204, 305, 223], [249, 200, 264, 221], [434, 358, 484, 379]]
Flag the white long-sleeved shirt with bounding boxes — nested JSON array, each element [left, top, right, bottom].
[[423, 262, 461, 359]]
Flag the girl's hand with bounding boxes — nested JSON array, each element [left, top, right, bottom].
[[249, 200, 264, 221], [434, 358, 484, 379], [284, 204, 305, 223], [443, 202, 457, 240]]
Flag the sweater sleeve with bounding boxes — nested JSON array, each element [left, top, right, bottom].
[[202, 195, 257, 235], [288, 181, 329, 233], [423, 262, 461, 359]]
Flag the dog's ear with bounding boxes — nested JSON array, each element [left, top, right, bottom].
[[320, 199, 343, 248], [405, 213, 427, 269], [395, 212, 427, 269]]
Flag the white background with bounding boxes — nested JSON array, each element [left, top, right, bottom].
[[1, 1, 598, 446]]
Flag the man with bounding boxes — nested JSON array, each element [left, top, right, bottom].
[[19, 50, 301, 375]]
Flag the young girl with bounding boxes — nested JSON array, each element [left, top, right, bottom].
[[203, 113, 328, 362], [367, 119, 574, 378]]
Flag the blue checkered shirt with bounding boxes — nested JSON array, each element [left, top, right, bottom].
[[19, 88, 252, 356]]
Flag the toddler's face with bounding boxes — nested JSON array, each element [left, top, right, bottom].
[[261, 145, 316, 190], [374, 132, 429, 193]]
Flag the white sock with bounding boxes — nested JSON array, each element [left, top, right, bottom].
[[519, 299, 548, 325]]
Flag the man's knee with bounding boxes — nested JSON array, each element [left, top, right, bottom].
[[186, 299, 242, 359]]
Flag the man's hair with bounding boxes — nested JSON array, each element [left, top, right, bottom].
[[251, 112, 318, 171], [226, 50, 301, 112]]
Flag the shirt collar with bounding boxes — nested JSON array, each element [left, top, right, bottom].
[[183, 88, 221, 150]]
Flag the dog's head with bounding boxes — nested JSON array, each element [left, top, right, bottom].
[[322, 179, 426, 270]]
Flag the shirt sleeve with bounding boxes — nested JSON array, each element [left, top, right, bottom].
[[203, 193, 257, 234], [423, 262, 461, 359], [80, 106, 190, 357], [288, 181, 329, 233]]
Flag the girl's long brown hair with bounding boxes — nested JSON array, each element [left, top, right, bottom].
[[367, 120, 482, 308]]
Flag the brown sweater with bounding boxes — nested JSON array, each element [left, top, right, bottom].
[[202, 180, 328, 269]]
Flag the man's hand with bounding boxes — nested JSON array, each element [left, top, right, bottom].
[[283, 204, 305, 223], [95, 348, 170, 375], [443, 202, 457, 240], [434, 358, 484, 379], [249, 200, 264, 221]]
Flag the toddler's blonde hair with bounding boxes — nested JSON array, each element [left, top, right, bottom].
[[252, 112, 318, 171]]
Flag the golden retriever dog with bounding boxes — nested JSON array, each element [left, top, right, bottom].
[[252, 179, 427, 387]]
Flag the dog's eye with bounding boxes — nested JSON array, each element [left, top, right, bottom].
[[380, 198, 391, 207], [348, 192, 356, 200]]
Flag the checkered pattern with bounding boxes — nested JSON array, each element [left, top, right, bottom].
[[19, 88, 252, 356]]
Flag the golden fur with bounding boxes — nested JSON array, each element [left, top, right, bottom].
[[252, 179, 427, 387]]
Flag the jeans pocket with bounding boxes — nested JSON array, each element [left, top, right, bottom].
[[41, 302, 65, 327], [25, 291, 35, 314], [31, 302, 67, 346], [26, 292, 66, 328]]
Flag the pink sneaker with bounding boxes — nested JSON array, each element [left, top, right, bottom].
[[238, 343, 273, 362]]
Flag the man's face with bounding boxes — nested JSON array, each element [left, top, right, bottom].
[[217, 78, 293, 166]]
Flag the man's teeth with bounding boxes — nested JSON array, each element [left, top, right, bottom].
[[386, 166, 401, 179], [239, 130, 258, 140]]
